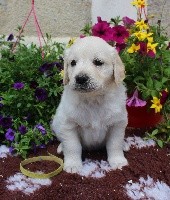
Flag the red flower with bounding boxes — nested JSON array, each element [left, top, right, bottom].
[[92, 17, 113, 42], [160, 89, 169, 104], [112, 25, 129, 44], [139, 42, 155, 58], [116, 43, 126, 53]]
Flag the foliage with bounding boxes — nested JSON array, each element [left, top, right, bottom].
[[0, 32, 65, 158]]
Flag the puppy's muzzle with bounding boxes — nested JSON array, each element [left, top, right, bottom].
[[74, 74, 95, 92]]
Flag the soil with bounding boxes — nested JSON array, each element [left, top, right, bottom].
[[0, 128, 170, 200]]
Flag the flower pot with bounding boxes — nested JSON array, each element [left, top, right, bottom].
[[127, 105, 162, 128]]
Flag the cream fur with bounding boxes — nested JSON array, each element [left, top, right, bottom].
[[51, 36, 128, 173]]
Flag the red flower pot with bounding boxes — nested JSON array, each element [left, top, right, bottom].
[[127, 105, 162, 128]]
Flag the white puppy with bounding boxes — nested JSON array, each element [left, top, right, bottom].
[[51, 36, 128, 173]]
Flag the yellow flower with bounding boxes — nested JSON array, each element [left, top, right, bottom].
[[150, 97, 162, 113], [135, 20, 149, 30], [147, 42, 158, 53], [131, 0, 147, 8], [147, 37, 154, 43], [127, 43, 140, 53], [134, 31, 148, 41], [59, 70, 64, 78], [67, 37, 77, 48], [134, 31, 153, 42]]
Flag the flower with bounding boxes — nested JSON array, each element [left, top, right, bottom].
[[160, 89, 169, 104], [112, 25, 129, 44], [0, 117, 13, 129], [92, 17, 113, 42], [5, 128, 15, 141], [116, 43, 127, 53], [147, 42, 158, 54], [13, 82, 25, 90], [7, 34, 14, 41], [135, 20, 149, 30], [126, 89, 147, 107], [131, 0, 147, 8], [35, 88, 48, 101], [19, 125, 27, 134], [39, 62, 52, 73], [127, 43, 140, 53], [122, 16, 135, 28], [150, 97, 162, 113], [9, 147, 15, 154], [133, 31, 153, 41], [35, 124, 46, 135], [67, 38, 77, 48]]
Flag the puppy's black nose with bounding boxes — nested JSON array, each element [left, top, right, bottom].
[[75, 74, 89, 85]]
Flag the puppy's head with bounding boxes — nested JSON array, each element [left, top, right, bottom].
[[63, 36, 125, 93]]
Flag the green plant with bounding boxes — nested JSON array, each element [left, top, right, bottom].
[[0, 33, 65, 158]]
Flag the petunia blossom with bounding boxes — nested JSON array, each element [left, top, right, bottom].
[[7, 33, 14, 41], [160, 89, 169, 104], [19, 125, 27, 134], [116, 43, 126, 53], [92, 17, 113, 42], [13, 82, 25, 90], [126, 89, 147, 107], [5, 128, 15, 141], [35, 88, 48, 101], [112, 25, 129, 44], [35, 124, 46, 135], [139, 42, 155, 58], [122, 16, 135, 28], [0, 116, 13, 129]]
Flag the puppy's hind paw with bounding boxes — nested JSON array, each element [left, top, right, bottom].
[[57, 143, 63, 154], [64, 161, 83, 174], [108, 156, 128, 170]]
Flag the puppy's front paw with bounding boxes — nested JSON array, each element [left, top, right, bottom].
[[64, 160, 83, 173], [108, 156, 128, 170]]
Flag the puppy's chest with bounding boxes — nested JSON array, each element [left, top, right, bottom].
[[74, 103, 115, 129]]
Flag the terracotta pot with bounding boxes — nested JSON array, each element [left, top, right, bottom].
[[127, 105, 162, 128]]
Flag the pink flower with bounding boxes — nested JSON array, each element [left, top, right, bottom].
[[80, 35, 86, 38], [116, 43, 126, 53], [92, 17, 113, 42], [122, 16, 135, 28], [126, 89, 147, 107], [112, 25, 129, 44]]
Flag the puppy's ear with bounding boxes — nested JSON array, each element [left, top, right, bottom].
[[63, 49, 70, 85], [112, 48, 125, 85]]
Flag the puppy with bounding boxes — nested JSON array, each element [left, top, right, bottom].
[[51, 36, 128, 173]]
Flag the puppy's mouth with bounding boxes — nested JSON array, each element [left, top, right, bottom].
[[73, 83, 97, 93]]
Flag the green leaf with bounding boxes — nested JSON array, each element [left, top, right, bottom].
[[17, 103, 22, 108], [151, 129, 159, 136], [157, 140, 163, 148], [148, 78, 154, 89]]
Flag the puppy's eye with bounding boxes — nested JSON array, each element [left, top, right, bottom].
[[93, 58, 104, 66], [71, 60, 76, 67]]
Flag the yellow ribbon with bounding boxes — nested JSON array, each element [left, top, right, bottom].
[[20, 153, 63, 179]]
